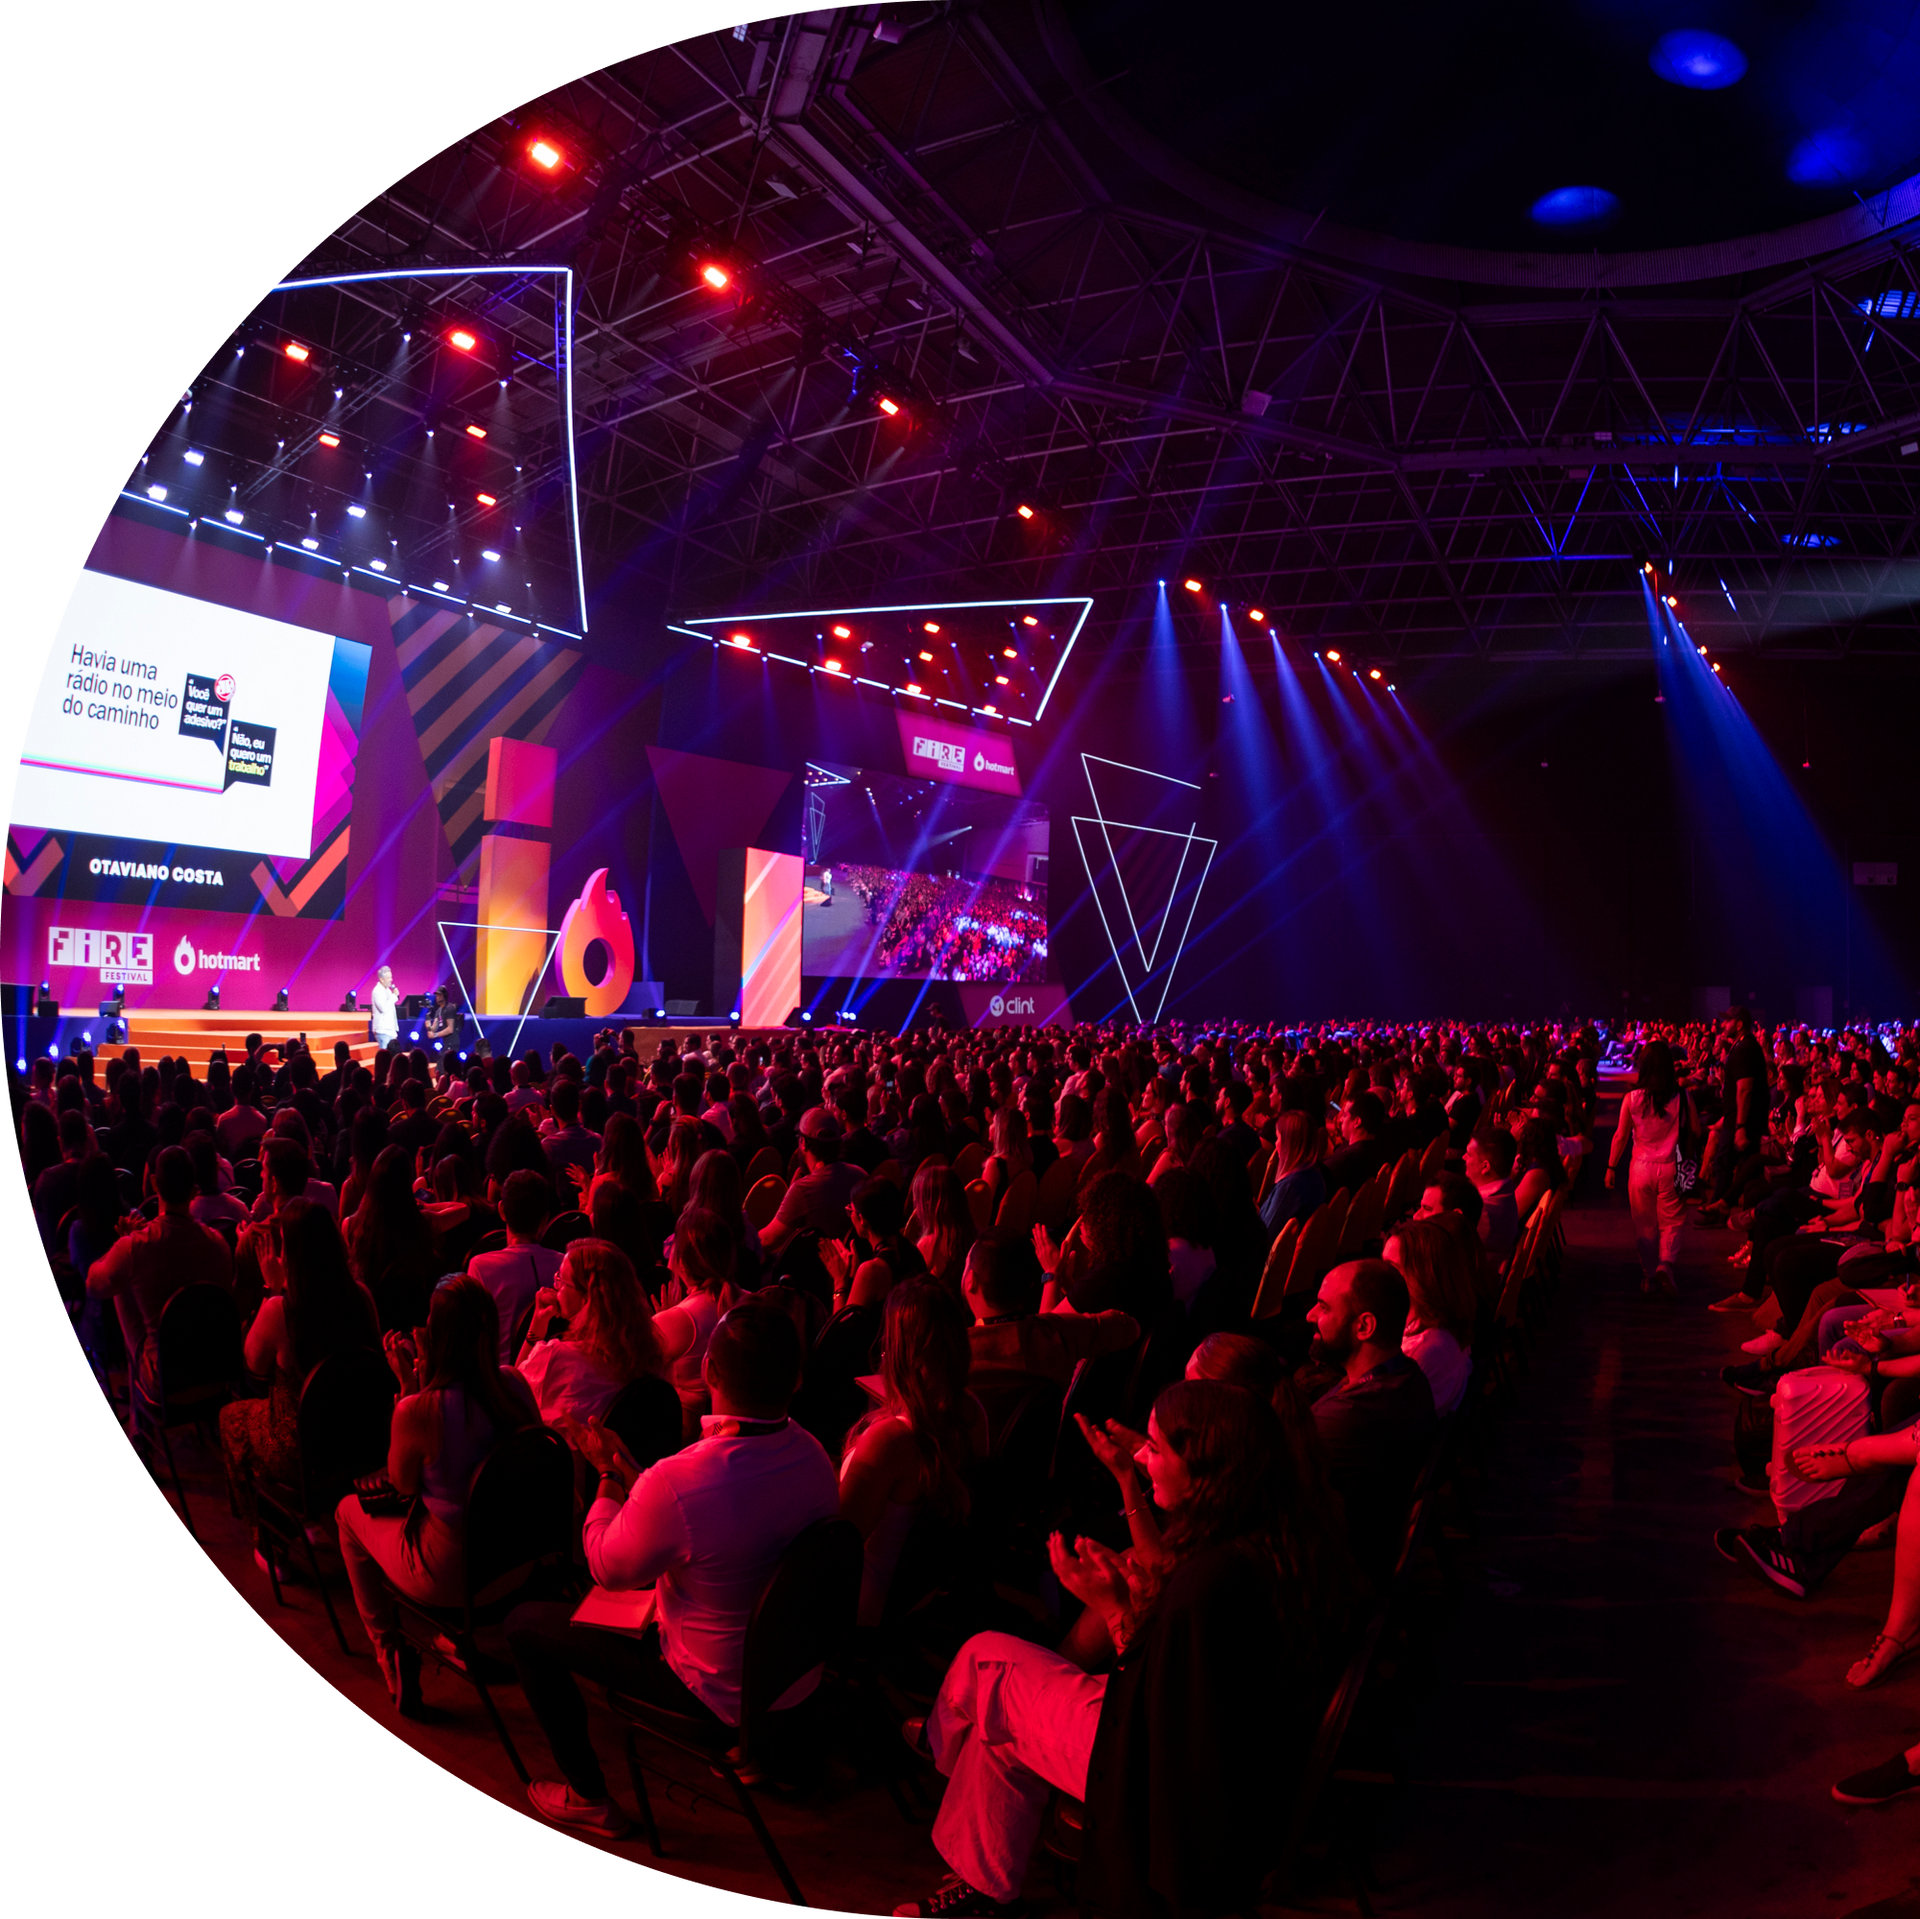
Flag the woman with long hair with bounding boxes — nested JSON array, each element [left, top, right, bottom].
[[654, 1115, 705, 1219], [220, 1199, 380, 1535], [1259, 1107, 1327, 1236], [339, 1104, 390, 1220], [980, 1105, 1032, 1211], [652, 1205, 740, 1431], [838, 1278, 987, 1627], [900, 1094, 949, 1175], [1513, 1115, 1568, 1226], [911, 1161, 975, 1294], [345, 1143, 437, 1331], [588, 1177, 669, 1287], [685, 1147, 759, 1286], [515, 1237, 667, 1427], [334, 1275, 538, 1715], [1606, 1039, 1690, 1295], [899, 1380, 1355, 1919], [725, 1092, 773, 1173], [1382, 1216, 1478, 1416]]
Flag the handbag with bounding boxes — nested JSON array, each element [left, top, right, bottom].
[[1672, 1091, 1701, 1197]]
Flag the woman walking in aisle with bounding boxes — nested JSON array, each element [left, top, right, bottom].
[[1606, 1039, 1692, 1297]]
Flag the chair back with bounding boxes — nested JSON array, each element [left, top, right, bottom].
[[1251, 1217, 1301, 1319], [950, 1141, 986, 1186], [294, 1347, 397, 1504], [155, 1283, 244, 1415], [744, 1146, 784, 1189], [994, 1168, 1038, 1237], [738, 1518, 863, 1751], [1283, 1189, 1350, 1300], [871, 1158, 905, 1188], [461, 1424, 575, 1608], [1252, 1144, 1278, 1204], [744, 1174, 786, 1231], [964, 1179, 995, 1235], [1417, 1133, 1448, 1178], [1382, 1149, 1422, 1228], [1033, 1156, 1080, 1233], [470, 1227, 508, 1257], [1338, 1163, 1390, 1259], [603, 1372, 684, 1475], [541, 1210, 592, 1252]]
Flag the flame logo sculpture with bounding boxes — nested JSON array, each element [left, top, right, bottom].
[[557, 867, 635, 1017]]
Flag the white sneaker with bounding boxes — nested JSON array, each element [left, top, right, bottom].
[[1740, 1329, 1785, 1356], [526, 1780, 633, 1839]]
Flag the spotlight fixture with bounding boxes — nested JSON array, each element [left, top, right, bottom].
[[1641, 561, 1655, 573], [449, 328, 478, 353], [317, 432, 341, 447], [283, 341, 310, 362], [1325, 648, 1343, 663], [822, 659, 846, 673], [465, 423, 487, 440], [1022, 615, 1039, 627], [183, 449, 204, 467], [1002, 646, 1017, 659], [1248, 608, 1266, 622], [981, 703, 998, 716], [918, 649, 934, 662], [370, 559, 387, 572], [1183, 579, 1204, 594], [876, 395, 902, 417], [1369, 668, 1382, 680], [727, 633, 755, 650], [476, 492, 497, 507], [273, 986, 290, 1012], [994, 674, 1010, 686], [224, 509, 244, 525], [528, 137, 563, 169], [1016, 504, 1035, 520], [923, 621, 940, 634], [300, 537, 319, 551], [346, 503, 366, 519], [904, 682, 923, 696], [1665, 595, 1679, 607], [146, 483, 168, 502], [481, 548, 501, 562], [698, 260, 732, 292], [831, 624, 852, 639], [203, 983, 221, 1011]]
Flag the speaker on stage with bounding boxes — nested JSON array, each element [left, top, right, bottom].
[[538, 995, 586, 1019]]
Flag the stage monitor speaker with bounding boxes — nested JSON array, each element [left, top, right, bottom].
[[399, 993, 427, 1019], [538, 995, 586, 1019]]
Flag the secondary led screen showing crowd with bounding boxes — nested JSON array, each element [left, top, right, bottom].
[[799, 761, 1049, 984]]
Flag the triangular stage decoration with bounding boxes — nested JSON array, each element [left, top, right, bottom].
[[1070, 754, 1216, 1022], [646, 746, 792, 924]]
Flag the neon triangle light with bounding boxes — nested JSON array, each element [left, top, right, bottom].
[[1072, 755, 1215, 1022]]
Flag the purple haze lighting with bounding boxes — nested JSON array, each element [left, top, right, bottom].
[[1530, 186, 1619, 228], [1649, 30, 1747, 89]]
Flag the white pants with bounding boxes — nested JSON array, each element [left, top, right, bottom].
[[1628, 1158, 1684, 1276], [929, 1632, 1108, 1903]]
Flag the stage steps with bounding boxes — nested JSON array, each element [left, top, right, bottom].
[[97, 1009, 381, 1072]]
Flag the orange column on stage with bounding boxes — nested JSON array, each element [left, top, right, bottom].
[[475, 737, 556, 1015], [739, 847, 803, 1029]]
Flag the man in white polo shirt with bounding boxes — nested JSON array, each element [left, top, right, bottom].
[[506, 1300, 840, 1838], [368, 963, 399, 1050]]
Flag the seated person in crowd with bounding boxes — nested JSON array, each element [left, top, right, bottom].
[[895, 1381, 1347, 1919], [86, 1144, 235, 1422], [839, 1279, 988, 1628], [32, 1108, 96, 1256], [336, 1277, 540, 1716], [1382, 1219, 1477, 1417], [758, 1106, 863, 1259], [540, 1078, 602, 1185], [467, 1168, 562, 1361], [187, 1133, 252, 1230], [1305, 1258, 1438, 1582], [964, 1235, 1139, 1397], [1465, 1128, 1521, 1265], [515, 1237, 667, 1429], [1258, 1109, 1327, 1238], [1323, 1092, 1391, 1197], [505, 1301, 841, 1838]]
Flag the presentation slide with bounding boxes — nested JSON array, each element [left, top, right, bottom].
[[800, 762, 1049, 983], [15, 570, 341, 861]]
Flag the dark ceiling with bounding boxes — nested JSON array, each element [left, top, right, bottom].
[[1060, 0, 1920, 253], [127, 2, 1920, 673]]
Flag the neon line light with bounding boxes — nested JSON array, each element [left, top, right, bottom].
[[1069, 815, 1141, 1023], [1151, 835, 1216, 1022], [434, 918, 562, 1061], [1082, 753, 1202, 792], [274, 265, 588, 637]]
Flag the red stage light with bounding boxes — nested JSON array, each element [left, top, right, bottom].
[[1326, 648, 1342, 663], [1249, 608, 1266, 622], [699, 262, 731, 292], [465, 424, 487, 440], [982, 703, 998, 716], [923, 621, 940, 633], [1666, 594, 1678, 607], [1183, 578, 1203, 593], [1369, 668, 1382, 680], [994, 674, 1010, 686], [918, 649, 935, 662], [283, 342, 310, 362], [822, 660, 845, 674], [476, 492, 497, 507], [831, 624, 851, 638], [1003, 646, 1017, 659], [1016, 504, 1035, 520], [317, 431, 340, 448], [877, 396, 901, 417], [449, 329, 478, 353], [904, 682, 923, 696], [728, 633, 755, 650], [1022, 615, 1039, 626], [529, 138, 563, 170]]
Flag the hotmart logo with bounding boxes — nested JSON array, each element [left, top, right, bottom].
[[49, 926, 153, 986], [172, 935, 262, 976], [972, 750, 1015, 778]]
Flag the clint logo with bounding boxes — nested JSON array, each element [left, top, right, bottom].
[[989, 994, 1037, 1017]]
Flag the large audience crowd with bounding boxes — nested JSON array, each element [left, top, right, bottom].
[[19, 1001, 1920, 1908], [834, 867, 1048, 983]]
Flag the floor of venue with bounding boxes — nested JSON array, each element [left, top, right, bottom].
[[144, 1122, 1920, 1917]]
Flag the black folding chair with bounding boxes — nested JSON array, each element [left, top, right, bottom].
[[132, 1283, 244, 1537], [255, 1348, 397, 1654], [388, 1423, 575, 1779], [602, 1372, 683, 1475], [608, 1517, 863, 1905], [541, 1210, 592, 1252]]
